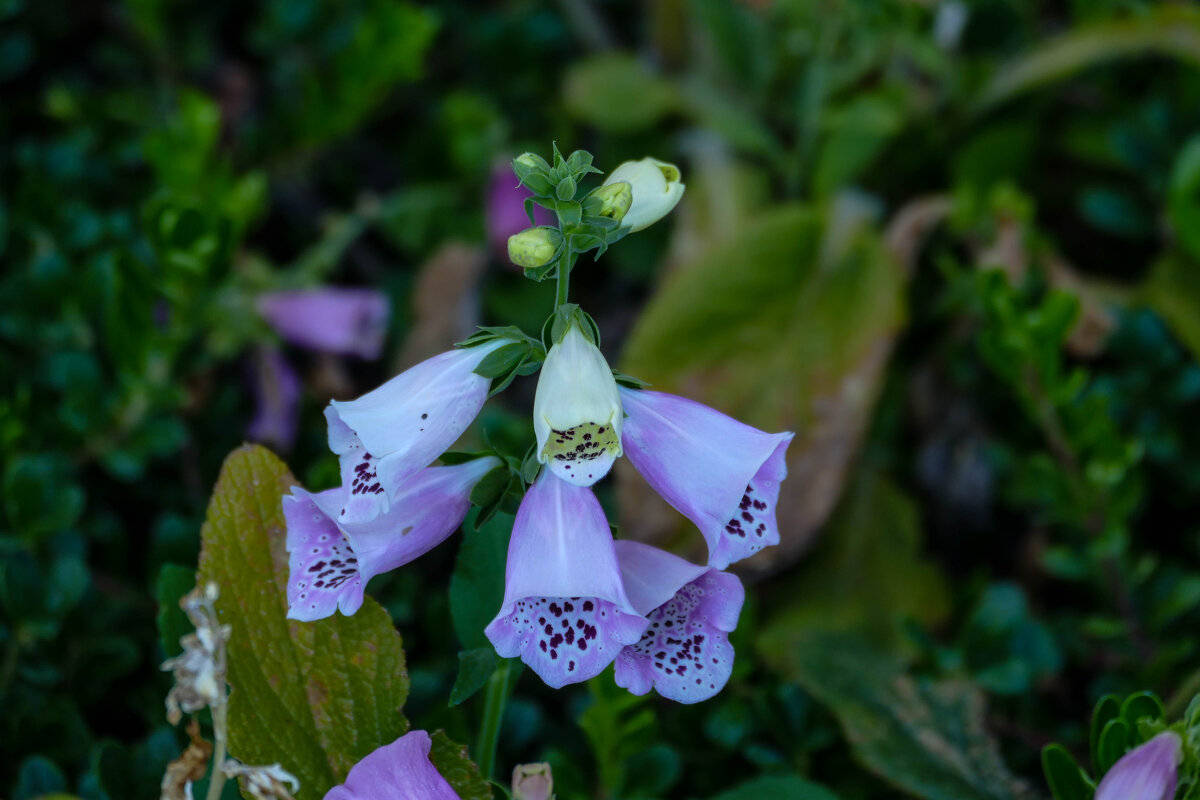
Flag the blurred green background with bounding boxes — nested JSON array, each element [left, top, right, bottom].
[[4, 0, 1200, 798]]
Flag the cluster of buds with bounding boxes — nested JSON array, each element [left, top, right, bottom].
[[162, 582, 230, 725], [506, 146, 683, 275]]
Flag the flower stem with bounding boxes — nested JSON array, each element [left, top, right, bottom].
[[476, 659, 517, 781], [555, 246, 574, 311], [205, 699, 228, 800]]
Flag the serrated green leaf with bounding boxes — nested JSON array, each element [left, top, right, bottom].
[[1041, 745, 1093, 800], [197, 445, 411, 798], [155, 563, 196, 659], [428, 731, 493, 800], [760, 631, 1034, 800], [449, 647, 501, 707], [450, 512, 514, 650], [708, 775, 841, 800], [1096, 719, 1130, 775]]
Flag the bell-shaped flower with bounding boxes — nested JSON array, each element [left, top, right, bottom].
[[1095, 731, 1182, 800], [612, 540, 744, 704], [325, 341, 504, 524], [324, 730, 460, 800], [485, 471, 646, 688], [257, 288, 390, 359], [533, 322, 623, 487], [284, 458, 500, 621], [247, 346, 302, 452], [602, 157, 685, 232], [618, 387, 793, 569]]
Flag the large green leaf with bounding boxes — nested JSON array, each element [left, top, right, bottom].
[[197, 445, 489, 800], [975, 5, 1200, 112], [758, 468, 949, 653], [762, 631, 1036, 800], [618, 201, 907, 575]]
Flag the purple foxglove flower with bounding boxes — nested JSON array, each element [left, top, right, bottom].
[[258, 288, 390, 359], [325, 341, 504, 525], [485, 471, 647, 688], [1095, 731, 1182, 800], [247, 346, 302, 452], [487, 163, 554, 264], [612, 540, 744, 703], [284, 457, 500, 621], [533, 322, 623, 488], [324, 730, 460, 800], [618, 387, 793, 569]]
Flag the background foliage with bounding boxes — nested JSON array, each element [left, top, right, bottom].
[[3, 0, 1200, 798]]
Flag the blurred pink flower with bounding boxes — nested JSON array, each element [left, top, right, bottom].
[[487, 163, 553, 265], [257, 288, 390, 359]]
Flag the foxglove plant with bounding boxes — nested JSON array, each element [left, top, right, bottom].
[[280, 145, 789, 709]]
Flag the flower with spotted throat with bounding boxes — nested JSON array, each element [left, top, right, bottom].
[[613, 540, 744, 703], [533, 320, 622, 487], [618, 387, 793, 569], [324, 340, 505, 526], [485, 470, 647, 687], [283, 457, 500, 621]]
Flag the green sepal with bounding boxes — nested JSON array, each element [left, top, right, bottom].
[[470, 464, 513, 509], [556, 200, 582, 228], [1041, 745, 1094, 800], [473, 343, 529, 380], [1120, 692, 1164, 740], [1095, 718, 1130, 774], [612, 370, 650, 389], [1090, 694, 1121, 773], [520, 445, 542, 486], [547, 304, 600, 348], [555, 175, 577, 202]]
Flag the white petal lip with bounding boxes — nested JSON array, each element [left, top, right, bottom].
[[603, 157, 685, 233]]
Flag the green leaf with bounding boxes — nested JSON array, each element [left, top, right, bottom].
[[1041, 745, 1093, 800], [155, 563, 195, 658], [474, 343, 529, 380], [760, 631, 1034, 800], [449, 647, 501, 707], [449, 511, 514, 650], [1144, 254, 1200, 364], [1095, 719, 1129, 775], [813, 93, 904, 194], [1119, 692, 1163, 739], [759, 468, 949, 652], [620, 202, 907, 571], [975, 5, 1200, 112], [1168, 136, 1200, 261], [428, 731, 493, 800], [1089, 695, 1120, 773], [562, 54, 677, 134], [196, 446, 488, 799], [469, 466, 513, 509], [708, 775, 841, 800]]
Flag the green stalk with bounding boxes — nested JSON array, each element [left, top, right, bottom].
[[555, 246, 575, 311], [476, 660, 517, 781]]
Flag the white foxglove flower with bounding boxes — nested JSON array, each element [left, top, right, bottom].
[[533, 322, 623, 487], [602, 157, 684, 232]]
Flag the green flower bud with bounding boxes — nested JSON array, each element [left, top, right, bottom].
[[507, 226, 563, 269], [555, 175, 577, 201], [583, 181, 633, 222], [513, 152, 555, 195]]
